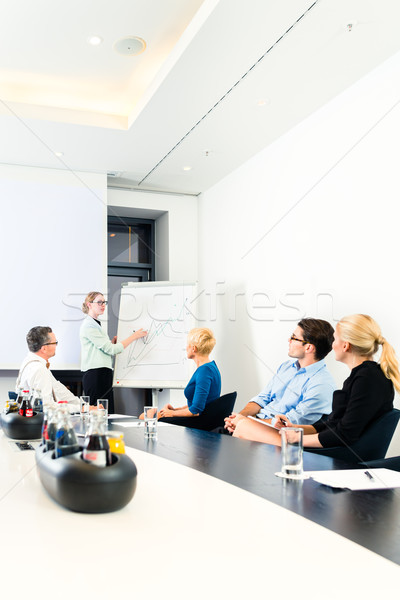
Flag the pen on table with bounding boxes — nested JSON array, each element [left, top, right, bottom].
[[364, 470, 374, 481]]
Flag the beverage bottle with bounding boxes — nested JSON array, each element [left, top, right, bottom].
[[32, 388, 44, 413], [83, 411, 112, 467], [46, 406, 59, 451], [19, 390, 33, 417], [107, 433, 126, 454], [54, 406, 80, 458], [41, 406, 53, 448], [16, 386, 24, 406]]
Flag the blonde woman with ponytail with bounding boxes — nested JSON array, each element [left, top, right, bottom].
[[234, 315, 399, 449]]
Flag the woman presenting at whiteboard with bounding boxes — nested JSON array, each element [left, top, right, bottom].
[[158, 328, 221, 420], [80, 291, 147, 412]]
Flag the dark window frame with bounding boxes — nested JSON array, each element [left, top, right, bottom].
[[108, 266, 151, 281], [107, 215, 155, 339], [107, 216, 156, 409], [107, 216, 155, 280]]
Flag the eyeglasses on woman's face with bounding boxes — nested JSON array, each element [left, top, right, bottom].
[[90, 300, 108, 306]]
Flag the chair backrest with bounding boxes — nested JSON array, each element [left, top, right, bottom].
[[360, 456, 400, 472], [305, 408, 400, 463], [197, 392, 237, 430], [158, 393, 237, 431]]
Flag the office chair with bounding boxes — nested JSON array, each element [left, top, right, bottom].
[[158, 391, 237, 432], [359, 456, 400, 472], [304, 408, 400, 464]]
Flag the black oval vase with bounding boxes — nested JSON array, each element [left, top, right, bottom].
[[0, 411, 44, 440], [35, 445, 138, 513]]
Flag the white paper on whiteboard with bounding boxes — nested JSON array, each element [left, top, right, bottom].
[[113, 282, 197, 389]]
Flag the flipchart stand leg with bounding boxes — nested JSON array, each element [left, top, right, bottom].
[[152, 389, 160, 408]]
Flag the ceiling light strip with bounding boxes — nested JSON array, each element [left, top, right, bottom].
[[138, 0, 321, 186]]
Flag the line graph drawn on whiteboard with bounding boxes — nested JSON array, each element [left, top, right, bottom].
[[114, 282, 197, 388]]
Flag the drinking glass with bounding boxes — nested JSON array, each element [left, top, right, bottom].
[[97, 399, 109, 428], [80, 396, 90, 420], [144, 406, 158, 439], [280, 427, 303, 479]]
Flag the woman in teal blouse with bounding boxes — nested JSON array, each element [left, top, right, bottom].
[[158, 328, 221, 420]]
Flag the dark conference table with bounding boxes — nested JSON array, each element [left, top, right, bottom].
[[108, 417, 400, 566]]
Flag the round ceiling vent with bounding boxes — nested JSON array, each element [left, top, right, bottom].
[[113, 36, 146, 56]]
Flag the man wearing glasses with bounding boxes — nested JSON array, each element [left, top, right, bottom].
[[225, 318, 335, 433], [16, 326, 80, 412]]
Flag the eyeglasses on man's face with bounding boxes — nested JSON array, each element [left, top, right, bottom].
[[289, 335, 307, 345], [91, 300, 108, 306], [43, 341, 58, 346]]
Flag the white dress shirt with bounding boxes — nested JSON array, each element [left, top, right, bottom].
[[16, 352, 80, 413]]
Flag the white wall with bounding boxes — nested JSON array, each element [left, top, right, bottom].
[[0, 165, 107, 409], [108, 188, 198, 406], [0, 164, 107, 369], [198, 52, 400, 456]]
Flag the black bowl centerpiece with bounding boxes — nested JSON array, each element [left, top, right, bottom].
[[35, 445, 138, 513], [0, 411, 44, 440]]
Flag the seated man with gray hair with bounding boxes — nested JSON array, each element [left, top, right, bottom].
[[16, 326, 80, 412]]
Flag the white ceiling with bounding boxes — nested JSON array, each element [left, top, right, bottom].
[[1, 0, 400, 195]]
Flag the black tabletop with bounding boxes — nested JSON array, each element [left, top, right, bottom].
[[103, 418, 400, 565]]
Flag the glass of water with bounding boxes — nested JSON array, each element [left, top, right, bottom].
[[97, 399, 108, 428], [144, 406, 158, 439], [280, 427, 303, 479], [80, 396, 90, 420]]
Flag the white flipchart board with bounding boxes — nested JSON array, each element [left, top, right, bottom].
[[113, 282, 197, 389]]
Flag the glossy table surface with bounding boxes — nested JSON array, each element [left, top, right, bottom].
[[107, 417, 400, 566]]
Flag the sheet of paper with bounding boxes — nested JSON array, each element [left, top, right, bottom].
[[114, 421, 144, 428], [112, 421, 172, 428], [307, 468, 400, 490], [248, 416, 280, 430], [108, 414, 135, 419]]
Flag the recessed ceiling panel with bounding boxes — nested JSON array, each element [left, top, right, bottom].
[[0, 0, 207, 120]]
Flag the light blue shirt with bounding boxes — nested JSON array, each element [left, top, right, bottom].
[[251, 359, 335, 425]]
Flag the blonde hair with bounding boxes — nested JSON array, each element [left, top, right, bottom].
[[187, 328, 216, 356], [82, 291, 103, 314], [337, 314, 400, 392]]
